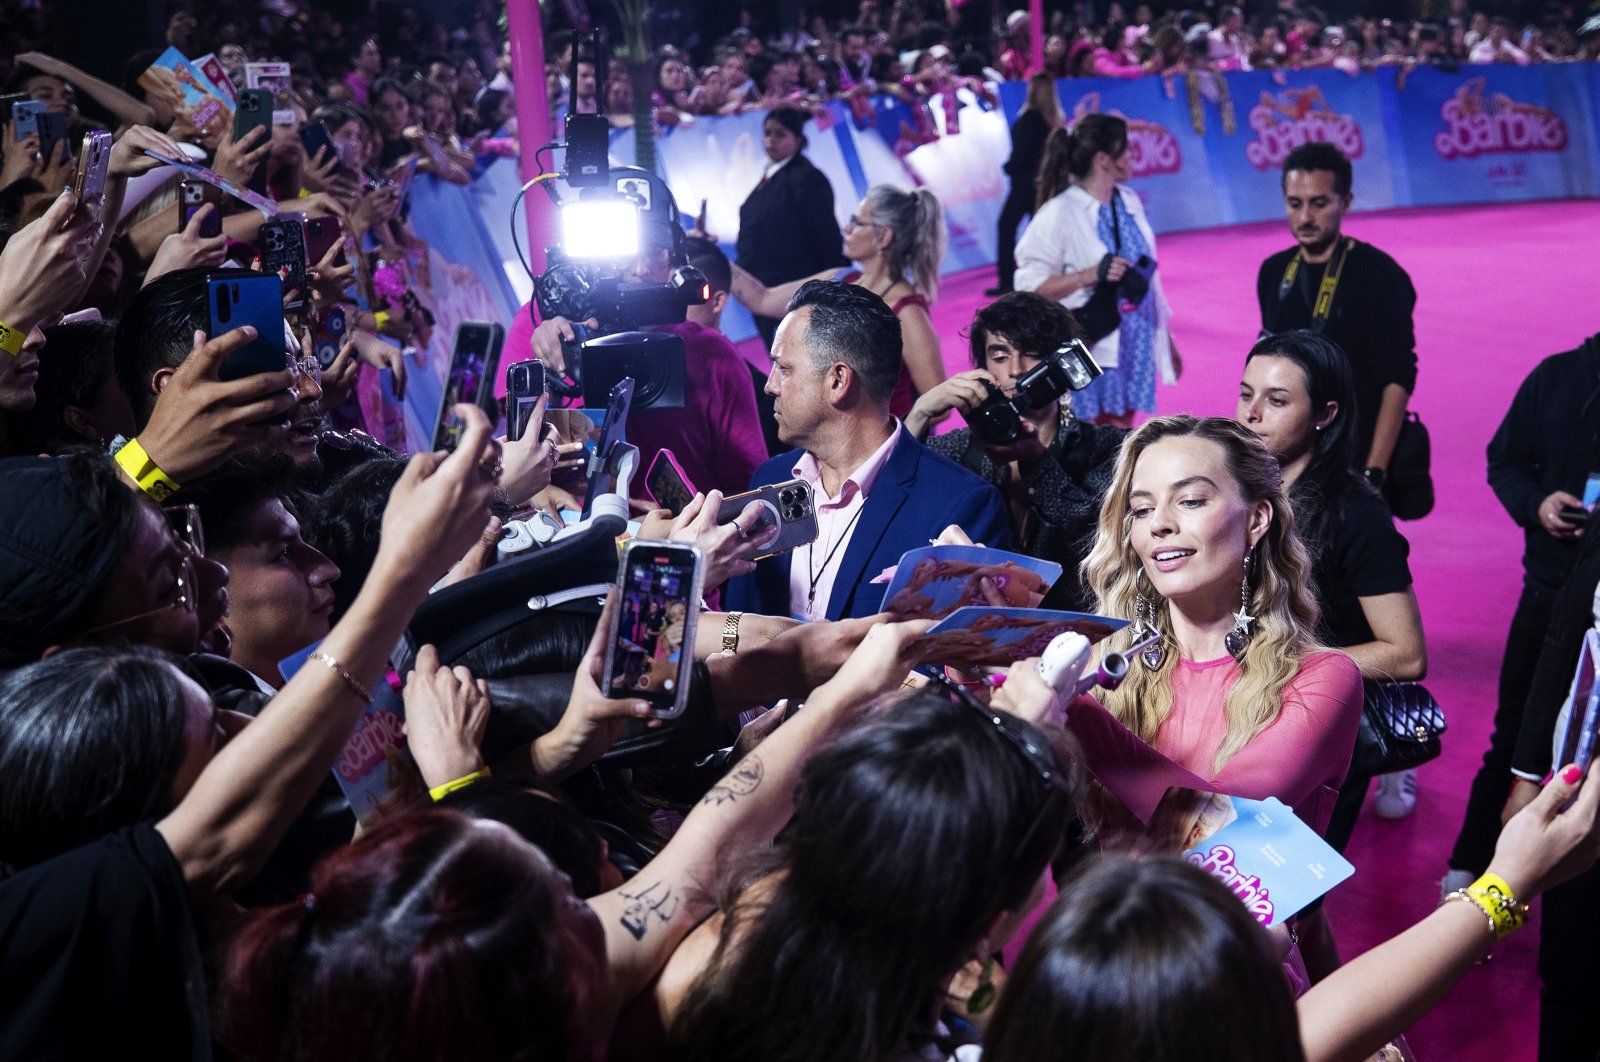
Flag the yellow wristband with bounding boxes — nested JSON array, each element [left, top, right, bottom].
[[1469, 872, 1529, 939], [0, 319, 23, 356], [374, 310, 392, 332], [429, 767, 491, 802], [114, 438, 181, 502]]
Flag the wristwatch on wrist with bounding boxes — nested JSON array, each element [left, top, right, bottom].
[[722, 611, 743, 655], [1363, 467, 1388, 489]]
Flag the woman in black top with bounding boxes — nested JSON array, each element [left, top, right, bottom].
[[735, 107, 848, 351], [907, 292, 1126, 611], [991, 73, 1062, 297], [1237, 330, 1427, 839]]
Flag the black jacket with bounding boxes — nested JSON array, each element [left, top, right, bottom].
[[1486, 334, 1600, 592], [735, 152, 847, 287]]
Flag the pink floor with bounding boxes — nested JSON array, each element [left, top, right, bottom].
[[927, 199, 1600, 1060]]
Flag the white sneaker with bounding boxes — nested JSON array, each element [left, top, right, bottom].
[[1373, 768, 1419, 819], [1440, 868, 1475, 900]]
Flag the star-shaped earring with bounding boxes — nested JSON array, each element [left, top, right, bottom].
[[1231, 605, 1255, 632]]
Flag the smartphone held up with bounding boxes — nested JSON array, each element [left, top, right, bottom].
[[602, 539, 704, 719]]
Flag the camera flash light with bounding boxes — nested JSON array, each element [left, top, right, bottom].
[[562, 200, 640, 259]]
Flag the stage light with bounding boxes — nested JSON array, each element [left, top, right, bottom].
[[561, 200, 639, 259]]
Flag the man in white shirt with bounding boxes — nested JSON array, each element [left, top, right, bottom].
[[724, 281, 1008, 621], [1468, 18, 1531, 64]]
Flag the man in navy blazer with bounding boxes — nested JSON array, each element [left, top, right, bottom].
[[724, 281, 1008, 621]]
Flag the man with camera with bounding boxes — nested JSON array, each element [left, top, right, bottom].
[[1257, 142, 1417, 490], [724, 281, 1008, 622], [906, 292, 1126, 611]]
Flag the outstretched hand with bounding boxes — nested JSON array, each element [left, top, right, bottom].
[[668, 489, 780, 590], [403, 644, 492, 788], [1488, 760, 1600, 900]]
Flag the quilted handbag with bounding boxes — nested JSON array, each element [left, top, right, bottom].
[[1351, 681, 1446, 777]]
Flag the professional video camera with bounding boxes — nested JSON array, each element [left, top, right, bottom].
[[528, 55, 708, 411], [968, 339, 1103, 446]]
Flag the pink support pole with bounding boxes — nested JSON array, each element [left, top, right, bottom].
[[506, 0, 555, 275], [1030, 0, 1045, 73]]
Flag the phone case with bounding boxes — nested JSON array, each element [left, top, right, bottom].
[[298, 122, 340, 170], [35, 112, 68, 163], [179, 180, 223, 238], [208, 274, 287, 380], [11, 100, 43, 139], [645, 449, 697, 516], [302, 216, 342, 268], [431, 322, 505, 451], [506, 361, 546, 442], [71, 132, 113, 200], [718, 479, 819, 560], [602, 540, 704, 719], [257, 216, 308, 305]]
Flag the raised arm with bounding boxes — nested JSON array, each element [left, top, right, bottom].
[[587, 619, 931, 1012], [729, 262, 834, 319], [1299, 761, 1600, 1062], [155, 406, 500, 896], [16, 51, 156, 129]]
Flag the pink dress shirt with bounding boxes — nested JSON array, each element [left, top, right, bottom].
[[788, 424, 901, 621]]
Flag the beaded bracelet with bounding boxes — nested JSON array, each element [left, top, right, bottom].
[[310, 650, 373, 704]]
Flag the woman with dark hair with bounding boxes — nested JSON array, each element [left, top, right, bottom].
[[221, 617, 936, 1061], [1016, 113, 1179, 427], [986, 770, 1600, 1062], [991, 73, 1063, 297], [905, 291, 1126, 610], [660, 685, 1076, 1060], [1077, 416, 1363, 834], [5, 319, 135, 454], [1238, 330, 1426, 833], [735, 107, 848, 352], [0, 412, 502, 1057]]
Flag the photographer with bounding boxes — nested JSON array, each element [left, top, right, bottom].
[[909, 292, 1125, 610]]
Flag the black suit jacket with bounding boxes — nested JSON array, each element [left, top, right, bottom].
[[735, 152, 848, 286], [724, 427, 1011, 620]]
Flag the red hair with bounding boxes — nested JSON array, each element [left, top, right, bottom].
[[219, 808, 605, 1061]]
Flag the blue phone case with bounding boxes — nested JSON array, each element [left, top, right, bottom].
[[208, 274, 286, 381], [11, 100, 43, 139]]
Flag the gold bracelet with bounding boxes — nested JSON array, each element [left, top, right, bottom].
[[429, 767, 491, 801], [310, 650, 373, 704], [1443, 872, 1529, 940], [113, 438, 181, 502], [0, 318, 23, 356], [722, 611, 743, 655]]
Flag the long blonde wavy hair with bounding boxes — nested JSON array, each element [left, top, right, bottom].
[[1081, 416, 1324, 772]]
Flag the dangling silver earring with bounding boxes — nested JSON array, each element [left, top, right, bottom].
[[1225, 547, 1256, 659], [1135, 576, 1165, 669]]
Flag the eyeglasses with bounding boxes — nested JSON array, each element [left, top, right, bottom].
[[845, 214, 878, 231], [75, 507, 205, 639], [931, 677, 1075, 861], [286, 353, 321, 382]]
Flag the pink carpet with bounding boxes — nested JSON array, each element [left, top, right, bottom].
[[923, 199, 1600, 1060]]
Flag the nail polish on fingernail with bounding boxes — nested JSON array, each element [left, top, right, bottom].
[[1562, 764, 1583, 785]]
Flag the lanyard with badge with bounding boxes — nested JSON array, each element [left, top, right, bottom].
[[1268, 236, 1352, 335]]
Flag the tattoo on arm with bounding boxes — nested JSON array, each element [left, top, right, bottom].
[[700, 754, 765, 807], [617, 879, 681, 941]]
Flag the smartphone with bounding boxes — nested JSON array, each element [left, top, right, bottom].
[[506, 360, 547, 442], [36, 111, 69, 164], [310, 306, 347, 369], [1560, 505, 1590, 526], [718, 478, 820, 560], [298, 120, 342, 172], [302, 215, 342, 269], [207, 273, 287, 380], [11, 99, 43, 140], [234, 88, 274, 193], [581, 376, 635, 518], [70, 131, 113, 200], [602, 539, 704, 719], [645, 449, 697, 517], [179, 178, 224, 237], [431, 321, 505, 451], [258, 214, 309, 308]]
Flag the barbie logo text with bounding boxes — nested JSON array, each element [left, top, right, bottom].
[[1434, 79, 1567, 160], [1187, 844, 1278, 924], [337, 711, 406, 782], [1244, 87, 1365, 171]]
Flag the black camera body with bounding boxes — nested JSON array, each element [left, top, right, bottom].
[[968, 339, 1103, 446]]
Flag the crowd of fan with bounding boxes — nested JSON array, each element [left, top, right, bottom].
[[568, 0, 1600, 129]]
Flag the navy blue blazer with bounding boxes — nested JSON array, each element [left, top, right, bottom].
[[724, 427, 1011, 620]]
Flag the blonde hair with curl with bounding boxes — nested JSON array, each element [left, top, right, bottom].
[[1081, 416, 1325, 771]]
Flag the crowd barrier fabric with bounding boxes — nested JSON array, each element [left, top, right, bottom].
[[391, 63, 1600, 442]]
